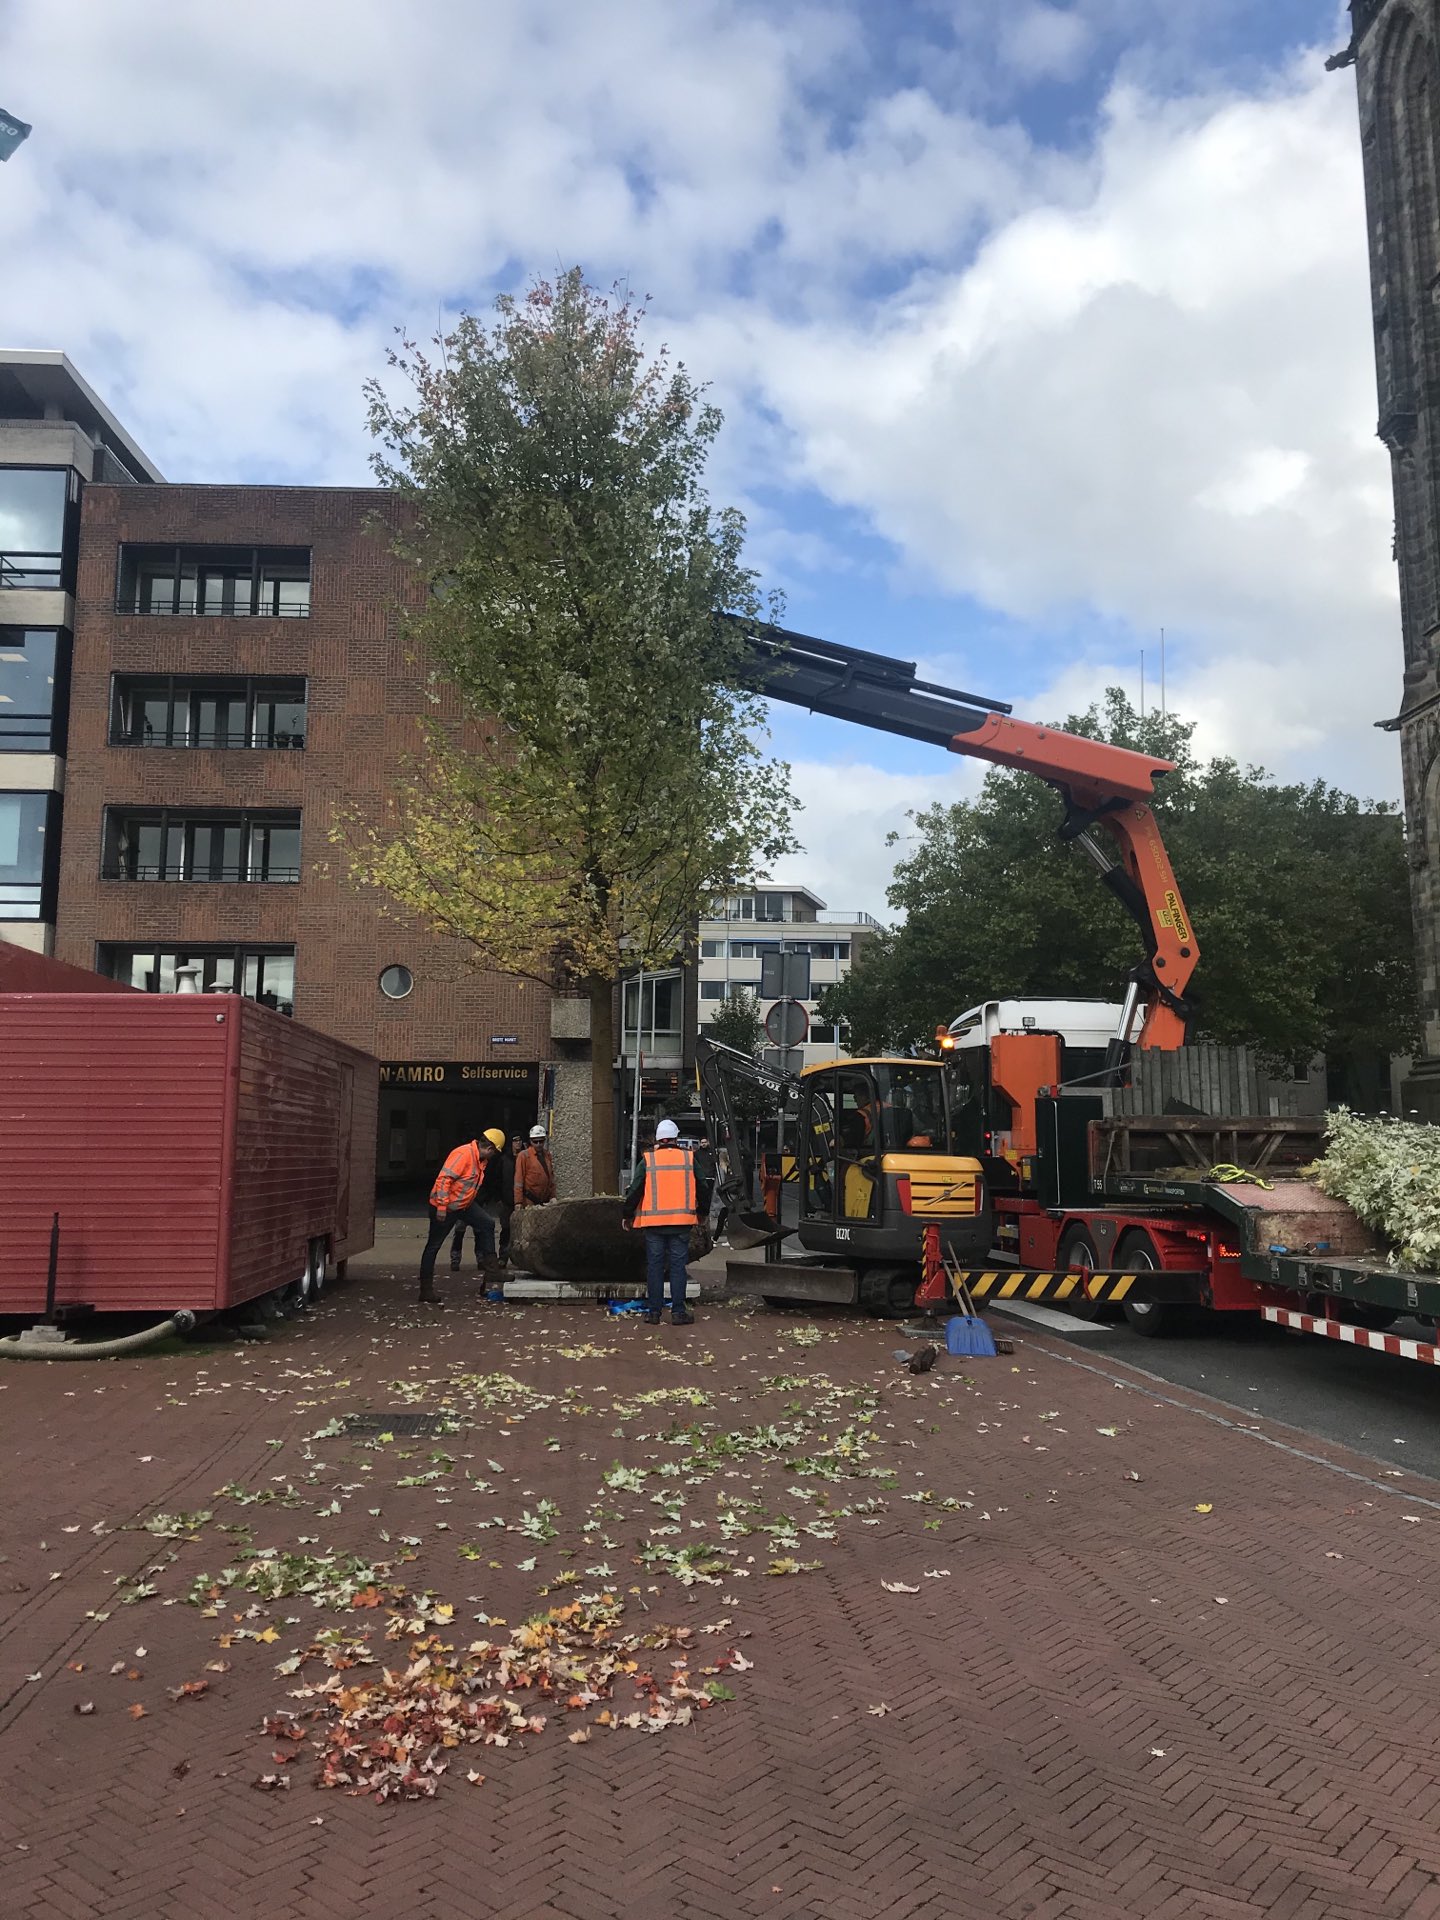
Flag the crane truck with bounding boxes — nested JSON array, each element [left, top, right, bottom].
[[698, 625, 1440, 1364]]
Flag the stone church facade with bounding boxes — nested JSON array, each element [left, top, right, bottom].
[[1347, 0, 1440, 1113]]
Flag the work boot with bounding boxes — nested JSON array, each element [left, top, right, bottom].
[[417, 1277, 442, 1306], [671, 1309, 695, 1326], [643, 1308, 663, 1325], [449, 1249, 462, 1271]]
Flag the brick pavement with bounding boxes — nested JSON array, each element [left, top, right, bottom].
[[5, 1233, 1440, 1920]]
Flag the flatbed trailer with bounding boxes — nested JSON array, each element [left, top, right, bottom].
[[913, 1103, 1440, 1358]]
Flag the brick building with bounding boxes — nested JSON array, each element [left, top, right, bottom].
[[52, 480, 588, 1194], [1345, 1, 1440, 1113]]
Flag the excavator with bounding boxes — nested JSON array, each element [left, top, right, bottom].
[[696, 622, 1201, 1317]]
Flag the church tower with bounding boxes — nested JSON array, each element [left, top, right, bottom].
[[1348, 0, 1440, 1111]]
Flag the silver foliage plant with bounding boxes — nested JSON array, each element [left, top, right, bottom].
[[1315, 1107, 1440, 1272]]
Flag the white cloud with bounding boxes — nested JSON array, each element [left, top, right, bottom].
[[769, 756, 982, 920], [719, 54, 1399, 797], [999, 4, 1095, 83]]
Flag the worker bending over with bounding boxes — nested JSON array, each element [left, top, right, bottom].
[[622, 1118, 712, 1325], [417, 1130, 505, 1305]]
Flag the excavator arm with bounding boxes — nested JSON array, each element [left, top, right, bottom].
[[740, 624, 1197, 1048], [695, 1034, 803, 1248]]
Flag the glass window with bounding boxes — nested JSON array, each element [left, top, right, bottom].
[[111, 676, 307, 750], [103, 808, 302, 882], [802, 1080, 837, 1220], [0, 469, 68, 589], [881, 1067, 949, 1154], [0, 790, 55, 918], [100, 945, 295, 1016], [0, 629, 61, 751], [379, 964, 414, 999], [835, 1068, 880, 1221], [119, 545, 310, 617], [700, 939, 722, 958], [700, 980, 726, 1000]]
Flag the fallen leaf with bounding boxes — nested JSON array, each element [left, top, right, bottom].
[[203, 1660, 231, 1674], [922, 1569, 951, 1579], [466, 1769, 486, 1785], [127, 1703, 147, 1720], [1194, 1504, 1213, 1515], [867, 1703, 891, 1716], [168, 1680, 209, 1701], [1403, 1515, 1423, 1525], [1213, 1597, 1228, 1605], [251, 1774, 289, 1792], [171, 1762, 190, 1779], [1096, 1426, 1119, 1438], [73, 1701, 95, 1716], [568, 1728, 592, 1744], [1149, 1747, 1167, 1757], [1123, 1471, 1142, 1482], [1325, 1551, 1344, 1560], [881, 1581, 920, 1594]]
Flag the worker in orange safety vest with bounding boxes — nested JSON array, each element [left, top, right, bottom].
[[621, 1118, 713, 1325], [417, 1133, 503, 1304]]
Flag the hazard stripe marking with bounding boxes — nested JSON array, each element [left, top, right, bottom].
[[1263, 1306, 1440, 1367]]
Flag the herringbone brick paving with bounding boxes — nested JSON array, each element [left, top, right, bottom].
[[5, 1238, 1440, 1918]]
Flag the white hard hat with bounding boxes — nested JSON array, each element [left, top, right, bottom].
[[529, 1124, 548, 1140], [655, 1118, 680, 1142]]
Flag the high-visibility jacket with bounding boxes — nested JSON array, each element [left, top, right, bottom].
[[514, 1144, 556, 1209], [632, 1145, 698, 1229], [430, 1140, 487, 1212]]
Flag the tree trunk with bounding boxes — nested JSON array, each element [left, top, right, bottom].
[[588, 973, 618, 1194]]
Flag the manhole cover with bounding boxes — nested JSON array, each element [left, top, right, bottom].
[[341, 1412, 446, 1437]]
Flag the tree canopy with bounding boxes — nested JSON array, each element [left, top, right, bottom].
[[821, 691, 1415, 1086], [341, 270, 795, 1190]]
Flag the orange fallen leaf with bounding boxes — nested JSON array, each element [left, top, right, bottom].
[[127, 1703, 147, 1720]]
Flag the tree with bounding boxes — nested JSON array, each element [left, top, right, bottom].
[[822, 690, 1416, 1083], [704, 988, 773, 1125], [342, 271, 796, 1190]]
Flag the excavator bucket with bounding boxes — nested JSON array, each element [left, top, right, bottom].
[[727, 1208, 793, 1251]]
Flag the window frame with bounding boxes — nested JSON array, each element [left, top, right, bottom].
[[101, 806, 303, 883], [115, 544, 312, 618], [109, 674, 307, 750], [0, 626, 69, 754], [97, 942, 296, 1016]]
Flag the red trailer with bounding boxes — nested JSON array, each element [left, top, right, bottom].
[[0, 992, 377, 1319]]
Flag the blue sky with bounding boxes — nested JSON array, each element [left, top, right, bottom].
[[0, 1, 1387, 915]]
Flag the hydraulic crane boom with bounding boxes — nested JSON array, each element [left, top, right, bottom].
[[740, 624, 1198, 1049]]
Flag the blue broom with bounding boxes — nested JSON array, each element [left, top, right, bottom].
[[945, 1264, 998, 1358]]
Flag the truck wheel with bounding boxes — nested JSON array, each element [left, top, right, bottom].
[[1057, 1226, 1106, 1320], [1115, 1231, 1175, 1336], [308, 1240, 329, 1300], [858, 1266, 917, 1318]]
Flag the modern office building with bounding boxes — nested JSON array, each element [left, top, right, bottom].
[[52, 479, 587, 1193], [0, 351, 162, 953], [697, 885, 881, 1071]]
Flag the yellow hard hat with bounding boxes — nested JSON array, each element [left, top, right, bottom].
[[483, 1128, 507, 1151]]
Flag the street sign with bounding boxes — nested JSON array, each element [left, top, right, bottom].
[[0, 109, 32, 162], [760, 951, 811, 1000], [764, 999, 809, 1047]]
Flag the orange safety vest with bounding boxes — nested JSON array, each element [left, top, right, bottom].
[[633, 1146, 698, 1229], [430, 1140, 485, 1212]]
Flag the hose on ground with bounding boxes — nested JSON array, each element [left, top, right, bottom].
[[0, 1310, 197, 1360]]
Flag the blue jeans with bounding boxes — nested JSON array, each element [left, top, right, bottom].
[[420, 1202, 497, 1282], [644, 1228, 691, 1315]]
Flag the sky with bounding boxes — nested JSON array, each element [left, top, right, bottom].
[[0, 0, 1389, 920]]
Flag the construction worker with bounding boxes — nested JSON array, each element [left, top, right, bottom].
[[514, 1124, 556, 1211], [622, 1117, 712, 1325], [417, 1131, 502, 1304], [449, 1128, 509, 1274]]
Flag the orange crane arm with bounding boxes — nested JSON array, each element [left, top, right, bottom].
[[741, 624, 1198, 1048], [946, 714, 1196, 1047]]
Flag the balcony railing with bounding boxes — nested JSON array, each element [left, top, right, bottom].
[[103, 865, 302, 884], [0, 551, 63, 591], [117, 593, 310, 617], [117, 727, 306, 750], [707, 906, 882, 927], [0, 712, 57, 749]]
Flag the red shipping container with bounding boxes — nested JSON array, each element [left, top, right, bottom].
[[0, 993, 377, 1317]]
